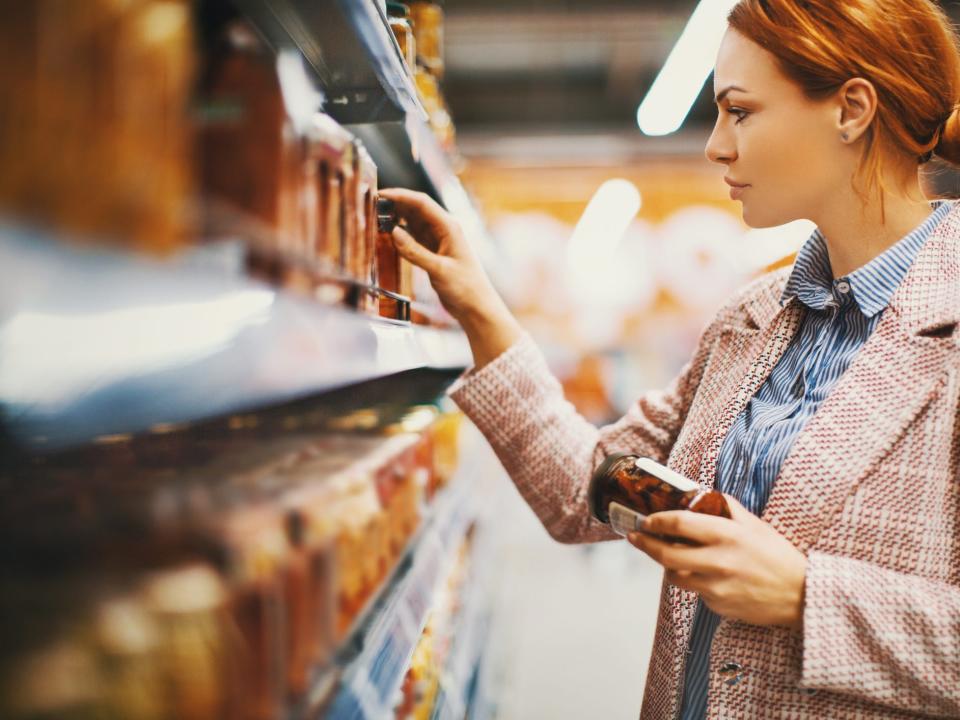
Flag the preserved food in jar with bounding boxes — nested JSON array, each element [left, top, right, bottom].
[[589, 454, 730, 538], [0, 1, 194, 253], [386, 1, 417, 70], [409, 1, 444, 78]]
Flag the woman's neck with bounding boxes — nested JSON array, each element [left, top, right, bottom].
[[814, 173, 932, 278]]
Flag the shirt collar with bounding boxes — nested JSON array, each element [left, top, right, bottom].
[[780, 201, 951, 317]]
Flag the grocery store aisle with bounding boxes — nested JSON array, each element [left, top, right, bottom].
[[476, 463, 664, 720]]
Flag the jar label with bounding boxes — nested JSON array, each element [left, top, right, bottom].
[[634, 457, 699, 492], [608, 501, 645, 536]]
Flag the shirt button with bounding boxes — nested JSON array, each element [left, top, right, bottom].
[[835, 280, 851, 294], [718, 661, 744, 686]]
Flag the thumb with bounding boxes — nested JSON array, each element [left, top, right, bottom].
[[392, 226, 442, 275], [723, 494, 754, 523]]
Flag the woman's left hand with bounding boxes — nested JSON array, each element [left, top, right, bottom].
[[627, 496, 807, 630]]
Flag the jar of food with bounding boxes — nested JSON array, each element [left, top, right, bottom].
[[375, 196, 413, 320], [0, 0, 194, 254], [198, 19, 301, 272], [96, 595, 165, 720], [589, 454, 730, 538], [308, 113, 353, 286], [218, 505, 289, 720], [386, 1, 417, 71], [140, 564, 231, 720], [354, 141, 380, 314], [409, 1, 444, 78]]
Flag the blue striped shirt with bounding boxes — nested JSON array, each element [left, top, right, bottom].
[[678, 200, 951, 720]]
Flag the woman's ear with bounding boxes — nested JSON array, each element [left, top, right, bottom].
[[837, 77, 878, 144]]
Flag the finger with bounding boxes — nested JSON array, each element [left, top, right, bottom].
[[643, 510, 732, 545], [392, 226, 442, 275], [627, 532, 719, 574], [379, 188, 450, 233], [722, 494, 755, 523]]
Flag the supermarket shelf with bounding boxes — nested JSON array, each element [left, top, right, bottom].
[[430, 534, 493, 720], [302, 477, 476, 719], [234, 0, 425, 124], [0, 225, 471, 451], [233, 0, 486, 239]]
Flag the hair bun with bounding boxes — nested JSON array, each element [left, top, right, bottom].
[[934, 105, 960, 165]]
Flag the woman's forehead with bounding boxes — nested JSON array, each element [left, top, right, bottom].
[[713, 28, 783, 97]]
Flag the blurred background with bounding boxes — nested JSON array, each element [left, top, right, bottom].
[[2, 1, 959, 719]]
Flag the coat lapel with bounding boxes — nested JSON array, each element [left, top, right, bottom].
[[665, 276, 804, 686], [693, 300, 804, 487], [762, 205, 960, 552]]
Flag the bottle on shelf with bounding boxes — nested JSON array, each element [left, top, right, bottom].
[[353, 142, 380, 313], [386, 1, 418, 71], [198, 18, 303, 275], [409, 0, 445, 79]]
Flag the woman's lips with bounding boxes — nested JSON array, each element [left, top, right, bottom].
[[724, 177, 750, 201]]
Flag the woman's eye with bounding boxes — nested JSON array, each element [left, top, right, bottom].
[[728, 107, 749, 124]]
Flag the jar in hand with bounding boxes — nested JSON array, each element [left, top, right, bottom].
[[589, 454, 730, 539]]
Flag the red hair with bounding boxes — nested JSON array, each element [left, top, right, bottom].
[[728, 0, 960, 196]]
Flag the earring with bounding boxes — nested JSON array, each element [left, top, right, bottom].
[[841, 132, 849, 142]]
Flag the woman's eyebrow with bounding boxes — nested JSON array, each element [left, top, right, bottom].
[[714, 85, 748, 104]]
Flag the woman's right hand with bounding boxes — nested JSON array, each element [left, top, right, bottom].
[[378, 187, 522, 369]]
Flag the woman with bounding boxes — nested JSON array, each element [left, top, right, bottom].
[[382, 0, 960, 717]]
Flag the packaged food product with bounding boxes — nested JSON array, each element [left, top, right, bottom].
[[429, 411, 463, 493], [0, 1, 194, 253], [217, 505, 289, 720], [386, 1, 417, 70], [140, 564, 232, 720], [95, 595, 165, 720], [198, 20, 301, 270], [408, 1, 444, 78], [354, 142, 380, 313], [376, 203, 414, 320], [588, 454, 731, 538], [308, 113, 355, 277]]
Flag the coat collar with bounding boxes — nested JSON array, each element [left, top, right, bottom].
[[738, 200, 960, 339], [888, 200, 960, 338]]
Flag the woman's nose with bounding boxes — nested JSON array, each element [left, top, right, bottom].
[[705, 122, 736, 165]]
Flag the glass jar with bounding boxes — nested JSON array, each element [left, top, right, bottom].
[[386, 2, 417, 71], [589, 454, 730, 537], [409, 1, 444, 78], [355, 141, 380, 314], [140, 564, 231, 720], [0, 1, 194, 254], [308, 112, 353, 288]]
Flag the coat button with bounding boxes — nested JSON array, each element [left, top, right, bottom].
[[801, 687, 819, 697], [718, 661, 744, 686]]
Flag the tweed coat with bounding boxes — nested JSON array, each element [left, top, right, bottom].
[[448, 203, 960, 719]]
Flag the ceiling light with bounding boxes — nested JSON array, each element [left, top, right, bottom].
[[636, 0, 741, 136]]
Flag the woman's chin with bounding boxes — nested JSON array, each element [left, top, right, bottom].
[[740, 202, 792, 230]]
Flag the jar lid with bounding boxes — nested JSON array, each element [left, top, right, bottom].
[[588, 452, 636, 523], [386, 1, 411, 18]]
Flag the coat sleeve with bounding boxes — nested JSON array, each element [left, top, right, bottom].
[[800, 551, 960, 716], [447, 324, 720, 544]]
